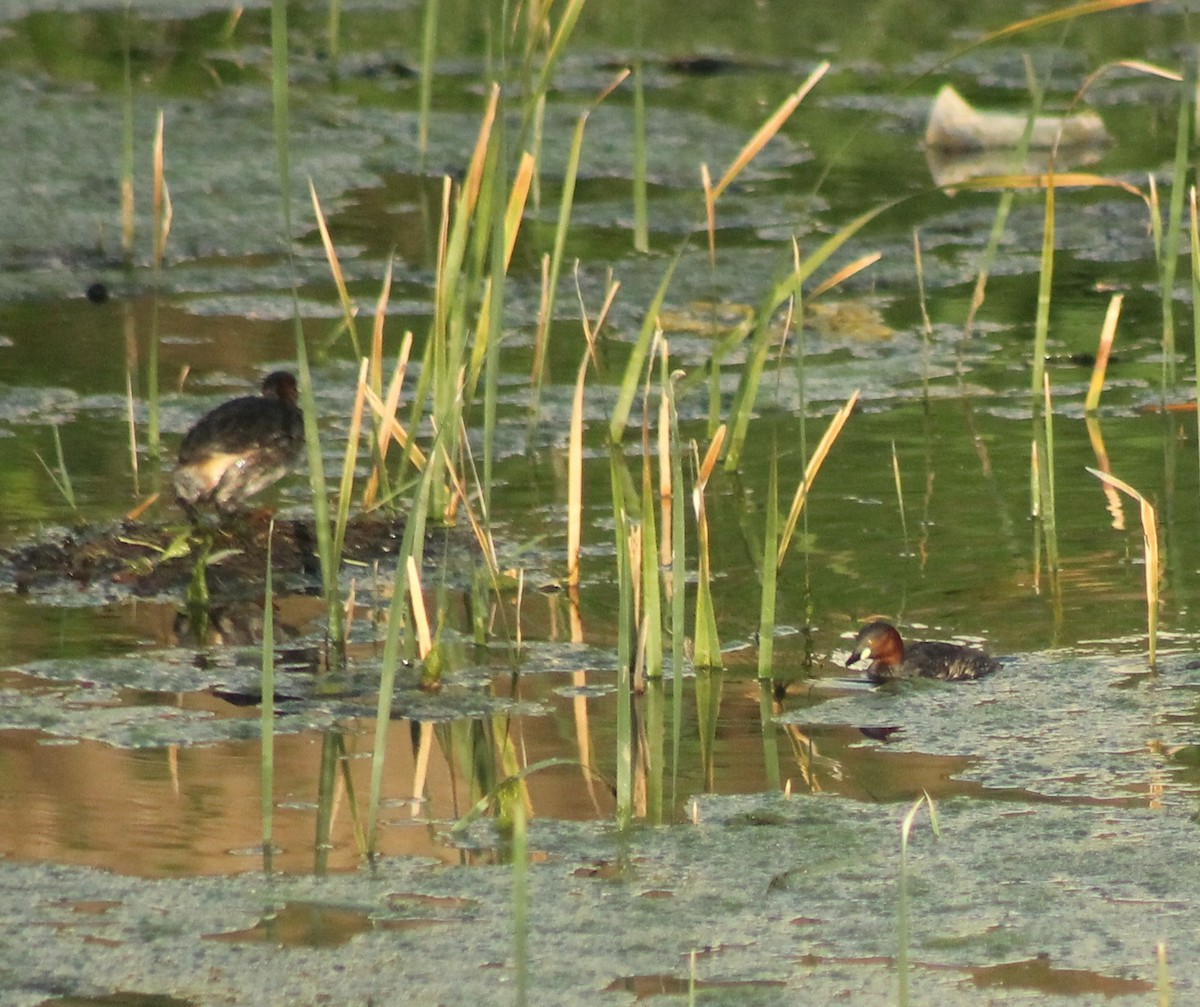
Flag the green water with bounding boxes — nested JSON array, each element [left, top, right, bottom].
[[1, 1, 1199, 1003]]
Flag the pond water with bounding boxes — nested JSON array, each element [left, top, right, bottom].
[[2, 1, 1200, 1004]]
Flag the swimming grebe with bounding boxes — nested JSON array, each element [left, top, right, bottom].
[[845, 620, 1000, 682]]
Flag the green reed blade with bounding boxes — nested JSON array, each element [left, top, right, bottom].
[[632, 55, 648, 253], [272, 0, 342, 647], [667, 366, 686, 806], [511, 798, 529, 1007], [530, 72, 627, 432], [609, 445, 634, 829], [332, 360, 368, 568], [260, 518, 275, 873], [120, 3, 134, 261], [326, 0, 342, 70], [34, 425, 76, 511], [610, 251, 681, 444], [1087, 467, 1160, 667], [891, 440, 908, 554], [1031, 176, 1055, 403], [366, 423, 443, 854], [640, 367, 663, 682], [1040, 375, 1060, 581], [757, 452, 779, 681], [689, 426, 725, 670], [1159, 71, 1192, 387], [1191, 188, 1200, 476], [313, 729, 339, 877], [295, 330, 343, 647], [897, 793, 938, 1007], [417, 0, 438, 155]]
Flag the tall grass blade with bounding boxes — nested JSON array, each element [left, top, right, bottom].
[[1087, 467, 1160, 666], [326, 0, 342, 71], [120, 3, 135, 261], [610, 251, 680, 443], [147, 110, 171, 457], [333, 359, 369, 566], [757, 452, 779, 681], [366, 423, 444, 854], [511, 799, 529, 1007], [632, 55, 649, 253], [897, 793, 939, 1007], [530, 71, 628, 430], [310, 181, 362, 357], [1040, 374, 1060, 581], [531, 0, 588, 107], [272, 1, 342, 647], [125, 369, 140, 496], [705, 64, 829, 261], [1192, 188, 1200, 477], [610, 445, 634, 829], [891, 441, 908, 554], [567, 355, 587, 587], [260, 518, 276, 874], [691, 428, 724, 668], [666, 362, 686, 806], [1031, 171, 1055, 402], [640, 419, 663, 681], [417, 0, 438, 154], [1157, 69, 1192, 386], [34, 425, 76, 512], [778, 390, 859, 562], [1085, 295, 1122, 413]]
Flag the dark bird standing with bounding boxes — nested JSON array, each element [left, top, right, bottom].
[[173, 371, 304, 519], [845, 620, 1000, 683]]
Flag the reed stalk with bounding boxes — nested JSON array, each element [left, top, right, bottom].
[[1192, 188, 1200, 477], [1085, 295, 1122, 413], [120, 3, 134, 263], [1039, 374, 1059, 579], [417, 0, 438, 155], [1030, 168, 1055, 403], [34, 426, 76, 512], [756, 453, 779, 681], [511, 799, 529, 1007], [891, 441, 908, 554], [610, 253, 680, 444], [665, 358, 686, 806], [530, 71, 628, 433], [778, 391, 859, 562], [366, 423, 445, 854], [690, 426, 725, 671], [631, 54, 649, 253], [609, 444, 634, 828], [897, 793, 939, 1007], [325, 0, 342, 70], [640, 349, 664, 682], [703, 64, 829, 262], [1158, 71, 1192, 387], [567, 354, 587, 588], [1087, 467, 1160, 666], [147, 110, 171, 458], [260, 518, 276, 874]]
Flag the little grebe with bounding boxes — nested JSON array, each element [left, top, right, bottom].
[[845, 620, 1000, 682], [173, 371, 304, 518]]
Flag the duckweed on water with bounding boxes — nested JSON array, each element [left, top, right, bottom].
[[2, 797, 1196, 1004]]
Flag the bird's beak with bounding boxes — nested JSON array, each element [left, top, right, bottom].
[[845, 644, 869, 668]]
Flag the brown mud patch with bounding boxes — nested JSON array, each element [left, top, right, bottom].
[[1, 511, 466, 603]]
